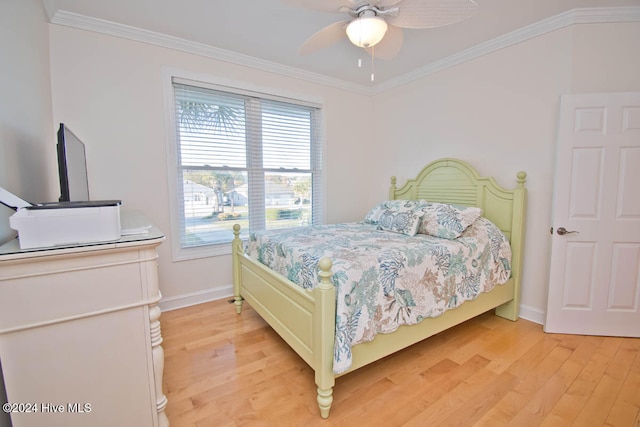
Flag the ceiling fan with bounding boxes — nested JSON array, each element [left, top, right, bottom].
[[286, 0, 478, 60]]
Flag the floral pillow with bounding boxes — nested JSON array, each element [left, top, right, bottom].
[[377, 205, 424, 236], [384, 199, 422, 210], [364, 200, 420, 224], [418, 202, 482, 239], [364, 201, 387, 224]]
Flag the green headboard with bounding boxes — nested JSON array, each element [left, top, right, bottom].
[[389, 158, 527, 319], [389, 158, 526, 243]]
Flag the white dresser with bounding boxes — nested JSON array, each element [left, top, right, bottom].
[[0, 217, 169, 427]]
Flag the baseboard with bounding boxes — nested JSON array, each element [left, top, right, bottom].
[[518, 304, 546, 325], [159, 285, 233, 312]]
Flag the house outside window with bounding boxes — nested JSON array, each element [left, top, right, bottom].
[[168, 77, 323, 258]]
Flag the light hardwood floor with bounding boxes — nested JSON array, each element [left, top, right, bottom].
[[161, 299, 640, 427]]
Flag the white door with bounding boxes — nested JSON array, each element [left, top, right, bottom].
[[545, 92, 640, 337]]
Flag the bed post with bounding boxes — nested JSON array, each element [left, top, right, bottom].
[[232, 224, 244, 314], [495, 171, 527, 321], [314, 257, 336, 419], [389, 176, 397, 199]]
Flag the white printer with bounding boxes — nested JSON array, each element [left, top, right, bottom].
[[9, 200, 122, 249]]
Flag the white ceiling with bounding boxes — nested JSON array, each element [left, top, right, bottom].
[[42, 0, 640, 91]]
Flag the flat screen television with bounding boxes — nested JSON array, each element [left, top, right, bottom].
[[57, 123, 90, 202]]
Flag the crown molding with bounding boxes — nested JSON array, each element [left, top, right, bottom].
[[372, 6, 640, 94], [50, 6, 640, 96], [50, 10, 373, 95]]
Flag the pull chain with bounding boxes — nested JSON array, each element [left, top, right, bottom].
[[370, 46, 375, 82], [356, 49, 376, 82]]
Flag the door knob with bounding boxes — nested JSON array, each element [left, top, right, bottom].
[[557, 227, 579, 236]]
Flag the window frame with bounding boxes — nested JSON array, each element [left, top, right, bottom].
[[163, 69, 326, 261]]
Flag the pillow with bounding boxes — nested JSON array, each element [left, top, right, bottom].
[[377, 205, 424, 236], [384, 199, 421, 210], [364, 200, 420, 224], [363, 201, 386, 224], [418, 202, 482, 239]]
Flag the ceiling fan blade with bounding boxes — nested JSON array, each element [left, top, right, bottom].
[[299, 21, 349, 55], [372, 0, 403, 8], [282, 0, 350, 13], [364, 25, 403, 59], [387, 0, 478, 29]]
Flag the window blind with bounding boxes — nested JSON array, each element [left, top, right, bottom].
[[172, 79, 322, 249]]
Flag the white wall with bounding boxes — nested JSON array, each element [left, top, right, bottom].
[[0, 2, 55, 424], [372, 22, 640, 322], [570, 22, 640, 92], [0, 0, 55, 245], [48, 25, 374, 307]]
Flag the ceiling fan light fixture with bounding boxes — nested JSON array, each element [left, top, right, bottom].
[[346, 16, 388, 48]]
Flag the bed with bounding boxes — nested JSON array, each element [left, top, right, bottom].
[[231, 158, 527, 418]]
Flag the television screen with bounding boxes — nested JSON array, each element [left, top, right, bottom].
[[57, 123, 90, 202]]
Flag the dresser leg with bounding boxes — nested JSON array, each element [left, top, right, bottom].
[[150, 304, 170, 427]]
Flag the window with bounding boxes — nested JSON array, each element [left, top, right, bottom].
[[170, 78, 323, 255]]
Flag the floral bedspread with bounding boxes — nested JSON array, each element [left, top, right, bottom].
[[245, 218, 512, 374]]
